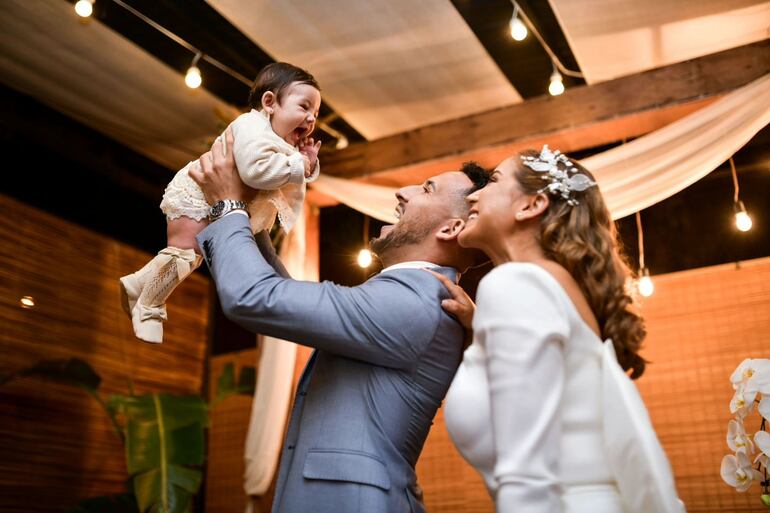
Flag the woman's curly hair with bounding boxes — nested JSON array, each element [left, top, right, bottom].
[[514, 150, 647, 378]]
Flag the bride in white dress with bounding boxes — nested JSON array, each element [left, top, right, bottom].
[[431, 147, 685, 513]]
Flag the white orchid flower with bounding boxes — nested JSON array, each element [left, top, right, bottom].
[[760, 396, 770, 421], [756, 431, 770, 459], [721, 451, 762, 492], [727, 419, 755, 454], [731, 359, 770, 391], [730, 385, 756, 419]]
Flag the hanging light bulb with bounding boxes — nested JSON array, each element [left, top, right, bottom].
[[185, 52, 203, 89], [548, 68, 565, 96], [729, 158, 752, 232], [734, 201, 753, 232], [637, 268, 654, 297], [509, 3, 528, 41], [635, 211, 653, 297], [335, 135, 349, 150], [74, 0, 94, 18], [510, 17, 528, 41], [357, 249, 373, 268]]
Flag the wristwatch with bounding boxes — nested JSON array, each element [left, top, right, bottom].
[[209, 199, 248, 222]]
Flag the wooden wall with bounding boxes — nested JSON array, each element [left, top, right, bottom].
[[206, 344, 313, 513], [417, 256, 770, 513], [0, 194, 211, 513]]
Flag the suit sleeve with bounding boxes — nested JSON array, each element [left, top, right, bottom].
[[254, 230, 290, 279], [197, 214, 440, 369], [474, 265, 569, 513]]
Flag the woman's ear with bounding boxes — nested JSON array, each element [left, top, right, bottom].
[[518, 193, 550, 221], [436, 218, 465, 241], [261, 91, 276, 114]]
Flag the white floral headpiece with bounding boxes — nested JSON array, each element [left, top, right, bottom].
[[521, 145, 597, 206]]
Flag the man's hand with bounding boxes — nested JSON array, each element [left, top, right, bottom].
[[424, 269, 476, 349], [299, 137, 321, 178], [189, 127, 257, 205]]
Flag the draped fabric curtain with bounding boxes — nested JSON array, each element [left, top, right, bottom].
[[243, 209, 313, 499], [312, 74, 770, 221]]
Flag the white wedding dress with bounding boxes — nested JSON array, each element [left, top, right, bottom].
[[444, 263, 685, 513]]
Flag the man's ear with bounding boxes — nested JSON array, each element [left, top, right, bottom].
[[261, 91, 277, 114], [436, 218, 465, 242]]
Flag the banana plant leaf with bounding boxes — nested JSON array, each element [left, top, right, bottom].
[[111, 393, 208, 513], [214, 362, 256, 404], [0, 357, 100, 391]]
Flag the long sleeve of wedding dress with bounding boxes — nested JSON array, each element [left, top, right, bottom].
[[475, 265, 570, 513]]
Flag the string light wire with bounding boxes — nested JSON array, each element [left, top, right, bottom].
[[110, 0, 252, 86], [636, 210, 646, 270], [108, 0, 347, 146], [509, 1, 584, 79]]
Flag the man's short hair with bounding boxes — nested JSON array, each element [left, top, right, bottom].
[[461, 161, 491, 194], [451, 161, 490, 215]]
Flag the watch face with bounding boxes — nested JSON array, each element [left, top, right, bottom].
[[211, 201, 225, 217]]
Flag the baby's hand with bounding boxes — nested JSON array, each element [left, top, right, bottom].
[[299, 137, 322, 178]]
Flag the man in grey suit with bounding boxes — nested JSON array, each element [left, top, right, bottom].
[[190, 130, 488, 513]]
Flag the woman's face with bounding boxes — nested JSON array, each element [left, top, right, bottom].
[[459, 156, 527, 250]]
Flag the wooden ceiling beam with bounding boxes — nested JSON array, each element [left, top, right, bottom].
[[319, 41, 769, 186]]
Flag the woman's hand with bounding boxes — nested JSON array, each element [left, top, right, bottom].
[[424, 269, 475, 348]]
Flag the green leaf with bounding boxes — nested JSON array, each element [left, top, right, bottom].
[[133, 465, 201, 513], [2, 358, 101, 391], [214, 364, 256, 405], [123, 394, 208, 474], [121, 393, 207, 512], [66, 493, 138, 513], [236, 366, 256, 395], [215, 362, 236, 402]]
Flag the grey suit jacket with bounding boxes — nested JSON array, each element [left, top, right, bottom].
[[197, 214, 465, 513]]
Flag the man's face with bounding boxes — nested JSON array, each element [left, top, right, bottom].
[[370, 171, 472, 257]]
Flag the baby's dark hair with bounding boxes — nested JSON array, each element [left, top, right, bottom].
[[248, 62, 320, 110]]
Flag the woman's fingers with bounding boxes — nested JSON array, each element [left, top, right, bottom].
[[424, 269, 465, 302], [423, 268, 475, 330]]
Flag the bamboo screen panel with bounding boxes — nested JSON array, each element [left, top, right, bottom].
[[416, 256, 770, 513], [0, 194, 211, 513], [206, 344, 314, 513]]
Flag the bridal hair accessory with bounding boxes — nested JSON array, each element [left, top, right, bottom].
[[521, 145, 597, 206]]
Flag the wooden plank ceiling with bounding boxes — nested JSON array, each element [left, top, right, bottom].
[[0, 0, 767, 179]]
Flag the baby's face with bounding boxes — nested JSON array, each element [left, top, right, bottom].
[[270, 82, 321, 146]]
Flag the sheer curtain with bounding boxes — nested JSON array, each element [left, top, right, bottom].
[[312, 74, 770, 221]]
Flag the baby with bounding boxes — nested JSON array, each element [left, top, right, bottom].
[[120, 62, 322, 343]]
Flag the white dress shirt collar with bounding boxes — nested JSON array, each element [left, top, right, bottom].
[[380, 261, 439, 274]]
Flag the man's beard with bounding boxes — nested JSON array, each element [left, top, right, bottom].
[[369, 218, 436, 259]]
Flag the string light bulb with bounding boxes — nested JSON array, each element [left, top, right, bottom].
[[734, 201, 752, 232], [729, 157, 752, 232], [637, 268, 654, 297], [548, 67, 565, 96], [336, 135, 349, 150], [20, 296, 35, 309], [635, 211, 654, 297], [357, 249, 373, 268], [185, 52, 203, 89], [74, 0, 94, 18], [509, 3, 528, 41], [357, 215, 373, 268]]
